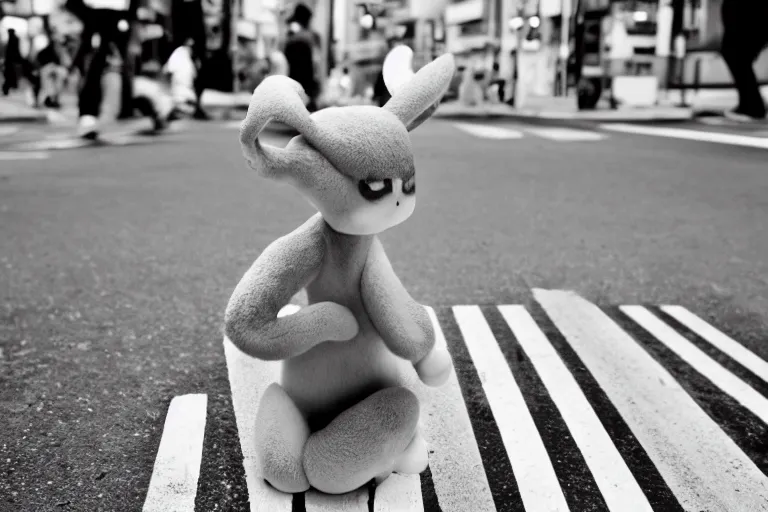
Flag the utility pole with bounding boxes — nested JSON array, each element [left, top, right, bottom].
[[558, 0, 571, 96], [118, 0, 141, 119], [230, 0, 239, 92], [571, 0, 585, 95]]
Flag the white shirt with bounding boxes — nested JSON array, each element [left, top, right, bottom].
[[164, 45, 196, 87]]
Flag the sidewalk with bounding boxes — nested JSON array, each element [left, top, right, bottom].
[[9, 86, 764, 125], [433, 98, 694, 123], [0, 95, 49, 123]]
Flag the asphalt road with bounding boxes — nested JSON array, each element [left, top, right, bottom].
[[1, 116, 766, 512]]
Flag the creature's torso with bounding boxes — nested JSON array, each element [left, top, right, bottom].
[[280, 221, 411, 431]]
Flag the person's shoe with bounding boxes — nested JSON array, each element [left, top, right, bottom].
[[193, 108, 210, 120], [724, 108, 767, 122], [78, 115, 99, 140]]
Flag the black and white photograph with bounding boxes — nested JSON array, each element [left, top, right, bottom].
[[1, 0, 767, 511]]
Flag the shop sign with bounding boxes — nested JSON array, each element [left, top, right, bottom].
[[445, 0, 484, 26], [347, 38, 387, 62]]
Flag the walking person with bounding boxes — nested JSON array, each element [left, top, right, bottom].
[[283, 3, 321, 111], [720, 0, 768, 121], [37, 36, 69, 108], [2, 28, 22, 96]]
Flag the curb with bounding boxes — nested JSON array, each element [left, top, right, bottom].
[[0, 113, 49, 124], [433, 110, 695, 123]]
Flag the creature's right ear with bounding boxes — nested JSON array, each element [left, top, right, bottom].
[[383, 49, 455, 131], [239, 76, 318, 178]]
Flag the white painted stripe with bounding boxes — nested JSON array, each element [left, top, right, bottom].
[[305, 489, 369, 512], [452, 122, 524, 139], [498, 305, 653, 512], [374, 474, 423, 512], [224, 335, 292, 511], [0, 126, 20, 136], [660, 305, 768, 383], [528, 127, 605, 141], [0, 151, 49, 160], [621, 305, 768, 425], [452, 305, 569, 512], [413, 307, 495, 512], [142, 394, 208, 512], [535, 289, 768, 512], [14, 138, 95, 150], [601, 123, 768, 149]]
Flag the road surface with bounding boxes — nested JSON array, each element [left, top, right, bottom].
[[1, 114, 767, 512]]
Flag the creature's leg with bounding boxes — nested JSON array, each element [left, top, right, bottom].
[[394, 426, 429, 474], [255, 383, 311, 493], [302, 387, 420, 494], [373, 425, 429, 485]]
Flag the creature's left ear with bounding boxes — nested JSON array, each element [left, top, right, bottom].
[[382, 49, 455, 131]]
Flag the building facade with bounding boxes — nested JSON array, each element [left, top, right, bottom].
[[330, 0, 449, 97]]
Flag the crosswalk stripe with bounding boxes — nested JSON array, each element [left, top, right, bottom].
[[621, 306, 768, 425], [452, 122, 524, 139], [660, 305, 768, 382], [416, 307, 495, 512], [223, 334, 291, 512], [535, 289, 768, 512], [0, 151, 49, 160], [0, 126, 20, 136], [453, 305, 570, 511], [374, 474, 423, 512], [217, 296, 766, 510], [600, 123, 768, 149], [143, 394, 208, 512], [528, 127, 605, 141], [498, 305, 653, 512], [305, 489, 368, 511]]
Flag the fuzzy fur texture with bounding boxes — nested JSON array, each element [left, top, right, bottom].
[[226, 52, 456, 495]]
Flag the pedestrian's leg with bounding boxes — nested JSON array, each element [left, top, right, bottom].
[[722, 33, 766, 119], [78, 46, 107, 137], [193, 62, 209, 119]]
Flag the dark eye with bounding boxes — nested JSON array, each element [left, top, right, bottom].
[[402, 176, 415, 195], [358, 179, 393, 201]]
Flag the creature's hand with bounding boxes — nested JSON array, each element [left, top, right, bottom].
[[225, 215, 360, 361], [414, 345, 453, 387], [287, 301, 359, 342]]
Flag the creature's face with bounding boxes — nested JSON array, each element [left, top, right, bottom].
[[283, 107, 417, 236], [240, 50, 456, 236]]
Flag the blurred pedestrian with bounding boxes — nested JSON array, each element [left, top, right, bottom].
[[720, 0, 768, 121], [2, 28, 21, 96], [283, 3, 321, 111], [163, 38, 197, 115], [37, 36, 69, 108]]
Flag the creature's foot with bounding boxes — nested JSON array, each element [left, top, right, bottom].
[[415, 346, 453, 387], [393, 429, 429, 474], [255, 383, 311, 493], [303, 387, 419, 494]]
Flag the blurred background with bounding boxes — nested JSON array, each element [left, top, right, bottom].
[[2, 0, 766, 135], [2, 2, 768, 512]]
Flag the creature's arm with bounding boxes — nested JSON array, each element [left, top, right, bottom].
[[361, 237, 435, 362], [225, 215, 359, 361]]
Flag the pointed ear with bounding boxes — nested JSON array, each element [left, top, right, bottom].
[[239, 75, 318, 178], [383, 52, 455, 131]]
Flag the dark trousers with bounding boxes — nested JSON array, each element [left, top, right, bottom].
[[721, 0, 768, 118], [78, 45, 109, 118]]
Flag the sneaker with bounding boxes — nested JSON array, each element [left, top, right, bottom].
[[78, 115, 99, 140], [724, 108, 767, 123]]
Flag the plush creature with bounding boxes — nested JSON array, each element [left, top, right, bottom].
[[224, 50, 456, 496]]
